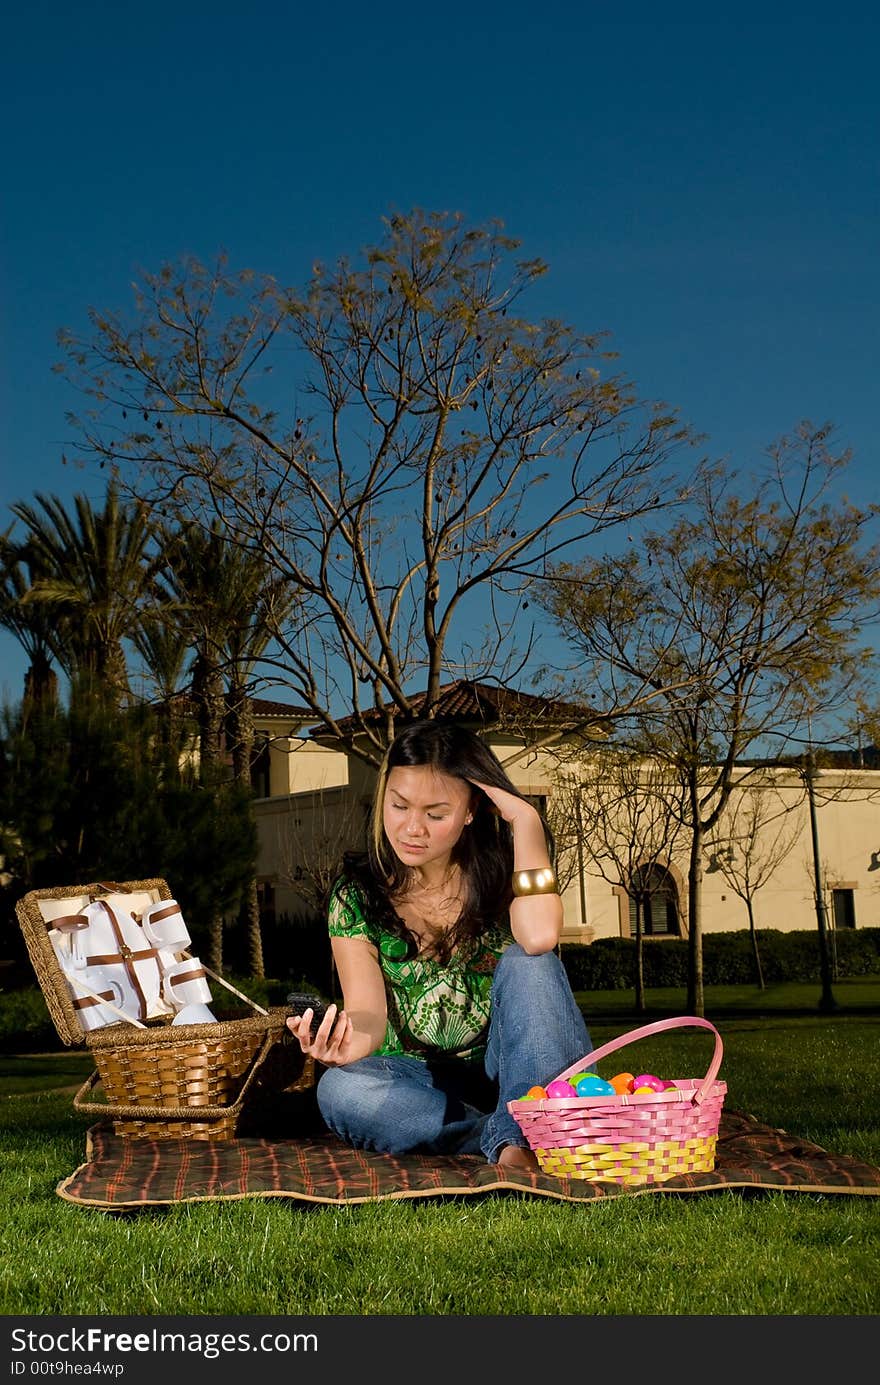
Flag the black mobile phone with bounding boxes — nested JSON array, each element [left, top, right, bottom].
[[286, 991, 330, 1032]]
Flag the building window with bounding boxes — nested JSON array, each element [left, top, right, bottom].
[[256, 880, 276, 927], [250, 735, 271, 798], [831, 888, 856, 929], [627, 865, 681, 937]]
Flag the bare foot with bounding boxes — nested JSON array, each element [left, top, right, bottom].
[[496, 1144, 540, 1172]]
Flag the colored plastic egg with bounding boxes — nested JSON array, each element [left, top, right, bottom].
[[573, 1075, 616, 1097], [524, 1085, 548, 1100], [545, 1079, 577, 1099], [661, 1080, 679, 1091], [566, 1072, 587, 1087], [609, 1072, 635, 1095], [631, 1073, 665, 1093], [632, 1085, 657, 1094]]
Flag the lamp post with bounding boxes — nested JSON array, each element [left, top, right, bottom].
[[805, 730, 838, 1014]]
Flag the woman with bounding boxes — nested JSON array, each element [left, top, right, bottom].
[[286, 719, 591, 1170]]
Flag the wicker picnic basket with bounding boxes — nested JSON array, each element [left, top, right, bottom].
[[508, 1016, 727, 1186], [15, 877, 300, 1141]]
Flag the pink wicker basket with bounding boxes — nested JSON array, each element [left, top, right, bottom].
[[508, 1016, 726, 1186]]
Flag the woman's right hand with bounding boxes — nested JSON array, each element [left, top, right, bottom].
[[286, 1004, 356, 1066]]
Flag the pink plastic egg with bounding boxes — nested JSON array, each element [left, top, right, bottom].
[[545, 1079, 577, 1099], [631, 1073, 665, 1093]]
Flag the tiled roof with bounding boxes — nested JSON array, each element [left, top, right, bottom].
[[159, 691, 314, 721], [250, 698, 314, 719], [157, 683, 601, 740], [315, 679, 598, 737], [768, 745, 880, 771]]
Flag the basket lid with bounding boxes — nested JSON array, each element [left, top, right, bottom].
[[15, 878, 174, 1046]]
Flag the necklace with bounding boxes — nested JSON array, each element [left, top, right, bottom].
[[411, 868, 457, 897], [397, 868, 463, 945]]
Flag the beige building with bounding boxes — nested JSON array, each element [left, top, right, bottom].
[[249, 684, 880, 943]]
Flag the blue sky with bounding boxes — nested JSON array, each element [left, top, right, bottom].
[[2, 4, 878, 706]]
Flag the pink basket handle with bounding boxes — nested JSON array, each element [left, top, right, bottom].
[[553, 1015, 724, 1106]]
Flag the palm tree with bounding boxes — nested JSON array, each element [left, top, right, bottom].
[[0, 532, 61, 714], [150, 520, 230, 969], [156, 521, 232, 787], [130, 607, 194, 763], [223, 562, 297, 978], [131, 610, 191, 705], [154, 521, 295, 974], [9, 483, 161, 703]]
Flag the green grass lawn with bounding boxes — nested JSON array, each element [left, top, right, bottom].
[[577, 975, 880, 1019], [1, 984, 879, 1317]]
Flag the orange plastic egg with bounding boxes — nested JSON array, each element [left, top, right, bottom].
[[609, 1072, 635, 1095], [524, 1085, 548, 1100]]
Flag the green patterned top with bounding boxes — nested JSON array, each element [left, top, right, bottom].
[[327, 879, 513, 1062]]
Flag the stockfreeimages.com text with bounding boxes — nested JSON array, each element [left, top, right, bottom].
[[10, 1329, 316, 1360]]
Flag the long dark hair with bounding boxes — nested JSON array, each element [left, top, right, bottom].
[[335, 720, 554, 964]]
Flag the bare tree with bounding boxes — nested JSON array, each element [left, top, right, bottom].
[[60, 209, 696, 764], [706, 776, 801, 989], [274, 785, 371, 915], [547, 745, 686, 1013], [541, 425, 880, 1014]]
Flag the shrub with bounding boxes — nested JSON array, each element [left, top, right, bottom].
[[259, 910, 335, 997], [0, 986, 58, 1052], [561, 927, 880, 990]]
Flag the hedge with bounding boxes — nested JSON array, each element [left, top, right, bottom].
[[560, 927, 880, 990], [3, 926, 878, 1050], [0, 986, 58, 1052], [0, 968, 329, 1052]]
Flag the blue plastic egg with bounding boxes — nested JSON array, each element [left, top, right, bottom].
[[573, 1074, 616, 1097]]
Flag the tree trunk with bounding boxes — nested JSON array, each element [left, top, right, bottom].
[[805, 757, 837, 1013], [634, 895, 646, 1014], [192, 653, 225, 785], [228, 687, 264, 978], [193, 653, 226, 971], [243, 876, 265, 979], [207, 916, 224, 974], [23, 653, 57, 712], [746, 898, 765, 990], [686, 825, 704, 1016], [103, 639, 130, 705]]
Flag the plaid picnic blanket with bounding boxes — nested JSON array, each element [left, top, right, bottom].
[[57, 1108, 880, 1209]]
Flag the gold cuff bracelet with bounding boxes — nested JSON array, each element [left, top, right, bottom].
[[511, 866, 559, 898]]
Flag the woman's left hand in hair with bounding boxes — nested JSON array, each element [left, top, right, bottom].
[[468, 779, 542, 827]]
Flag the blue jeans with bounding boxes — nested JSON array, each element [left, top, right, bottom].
[[316, 943, 591, 1163]]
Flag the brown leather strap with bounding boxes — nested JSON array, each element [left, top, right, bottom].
[[86, 948, 158, 965], [49, 914, 89, 933], [94, 899, 149, 1022], [72, 991, 115, 1010], [168, 966, 207, 986], [148, 902, 180, 923]]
